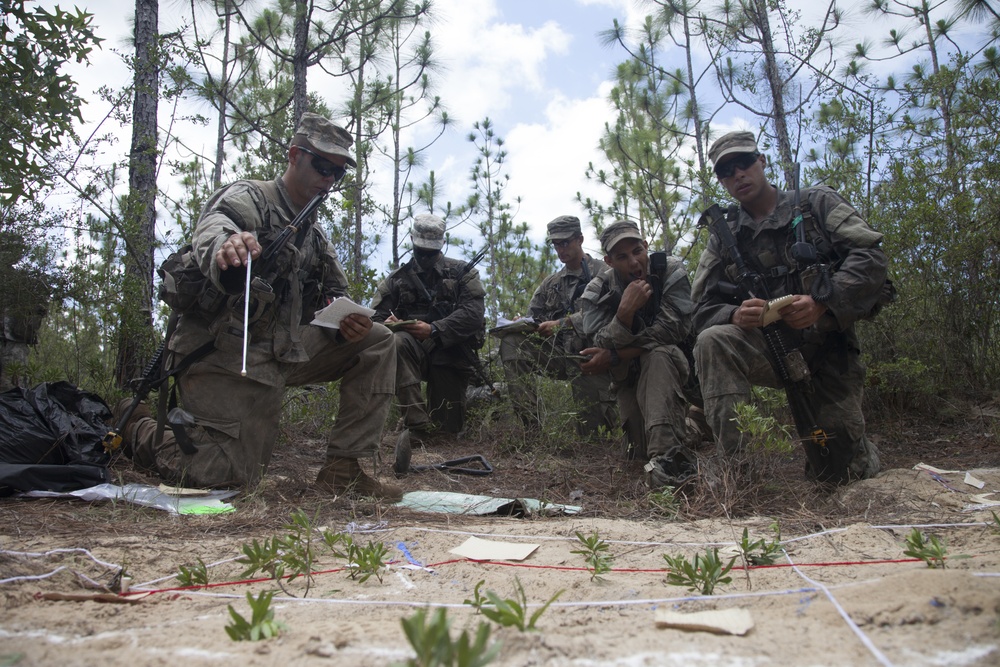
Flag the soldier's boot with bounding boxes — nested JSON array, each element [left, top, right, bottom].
[[112, 398, 152, 458], [683, 405, 714, 450], [645, 452, 698, 492], [315, 457, 403, 501]]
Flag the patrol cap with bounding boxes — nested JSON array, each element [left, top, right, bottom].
[[600, 220, 644, 255], [294, 112, 357, 167], [546, 215, 582, 241], [708, 131, 759, 165], [411, 214, 446, 250]]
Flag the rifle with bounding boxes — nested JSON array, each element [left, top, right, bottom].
[[404, 248, 495, 392], [240, 190, 329, 314], [103, 340, 166, 453], [699, 203, 851, 483]]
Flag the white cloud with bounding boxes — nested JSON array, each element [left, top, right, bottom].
[[429, 0, 573, 124], [504, 83, 616, 250]]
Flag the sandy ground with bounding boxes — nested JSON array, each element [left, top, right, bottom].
[[1, 466, 999, 667]]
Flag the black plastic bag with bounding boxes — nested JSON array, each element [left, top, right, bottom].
[[0, 381, 112, 492]]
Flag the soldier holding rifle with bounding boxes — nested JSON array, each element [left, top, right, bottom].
[[692, 131, 889, 483]]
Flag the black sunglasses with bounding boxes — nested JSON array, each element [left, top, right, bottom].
[[297, 145, 348, 182], [714, 152, 760, 179], [551, 236, 580, 249]]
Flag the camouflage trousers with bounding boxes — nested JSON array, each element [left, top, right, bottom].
[[616, 345, 690, 462], [394, 332, 472, 434], [693, 324, 880, 481], [499, 331, 616, 435], [127, 323, 396, 488], [0, 339, 30, 392]]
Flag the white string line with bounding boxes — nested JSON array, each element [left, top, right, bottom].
[[783, 548, 895, 667], [388, 520, 990, 549], [0, 547, 123, 571], [133, 556, 242, 590], [1, 565, 112, 590], [0, 565, 70, 586], [174, 583, 828, 609]]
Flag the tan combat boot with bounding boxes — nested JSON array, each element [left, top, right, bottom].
[[112, 398, 153, 458], [315, 457, 403, 501]]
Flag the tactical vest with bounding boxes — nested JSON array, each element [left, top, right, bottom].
[[157, 180, 330, 354], [720, 190, 895, 319]]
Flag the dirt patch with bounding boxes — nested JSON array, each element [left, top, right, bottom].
[[1, 412, 999, 666]]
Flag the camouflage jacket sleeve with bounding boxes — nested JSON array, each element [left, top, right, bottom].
[[566, 255, 609, 333], [690, 232, 734, 333], [370, 270, 400, 323], [191, 181, 266, 294], [434, 265, 486, 349], [807, 186, 888, 330], [526, 276, 552, 322]]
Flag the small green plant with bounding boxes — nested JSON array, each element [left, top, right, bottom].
[[663, 548, 736, 595], [571, 531, 614, 582], [990, 511, 1000, 532], [903, 528, 950, 568], [732, 400, 794, 454], [737, 523, 783, 566], [176, 557, 210, 587], [397, 607, 501, 667], [237, 510, 320, 595], [225, 591, 287, 641], [648, 486, 680, 518], [343, 537, 390, 584], [464, 577, 563, 631]]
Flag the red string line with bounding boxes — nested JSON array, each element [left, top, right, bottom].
[[121, 556, 929, 598]]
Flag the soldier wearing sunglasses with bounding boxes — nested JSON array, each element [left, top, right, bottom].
[[690, 131, 887, 484], [118, 113, 403, 501]]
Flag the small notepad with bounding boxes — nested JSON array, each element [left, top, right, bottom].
[[760, 294, 795, 326]]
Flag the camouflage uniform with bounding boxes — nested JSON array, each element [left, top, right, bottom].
[[579, 242, 694, 472], [499, 253, 616, 433], [126, 176, 396, 488], [371, 252, 486, 434], [0, 272, 47, 391], [691, 185, 885, 481]]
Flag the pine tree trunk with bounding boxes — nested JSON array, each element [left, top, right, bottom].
[[116, 0, 159, 387]]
